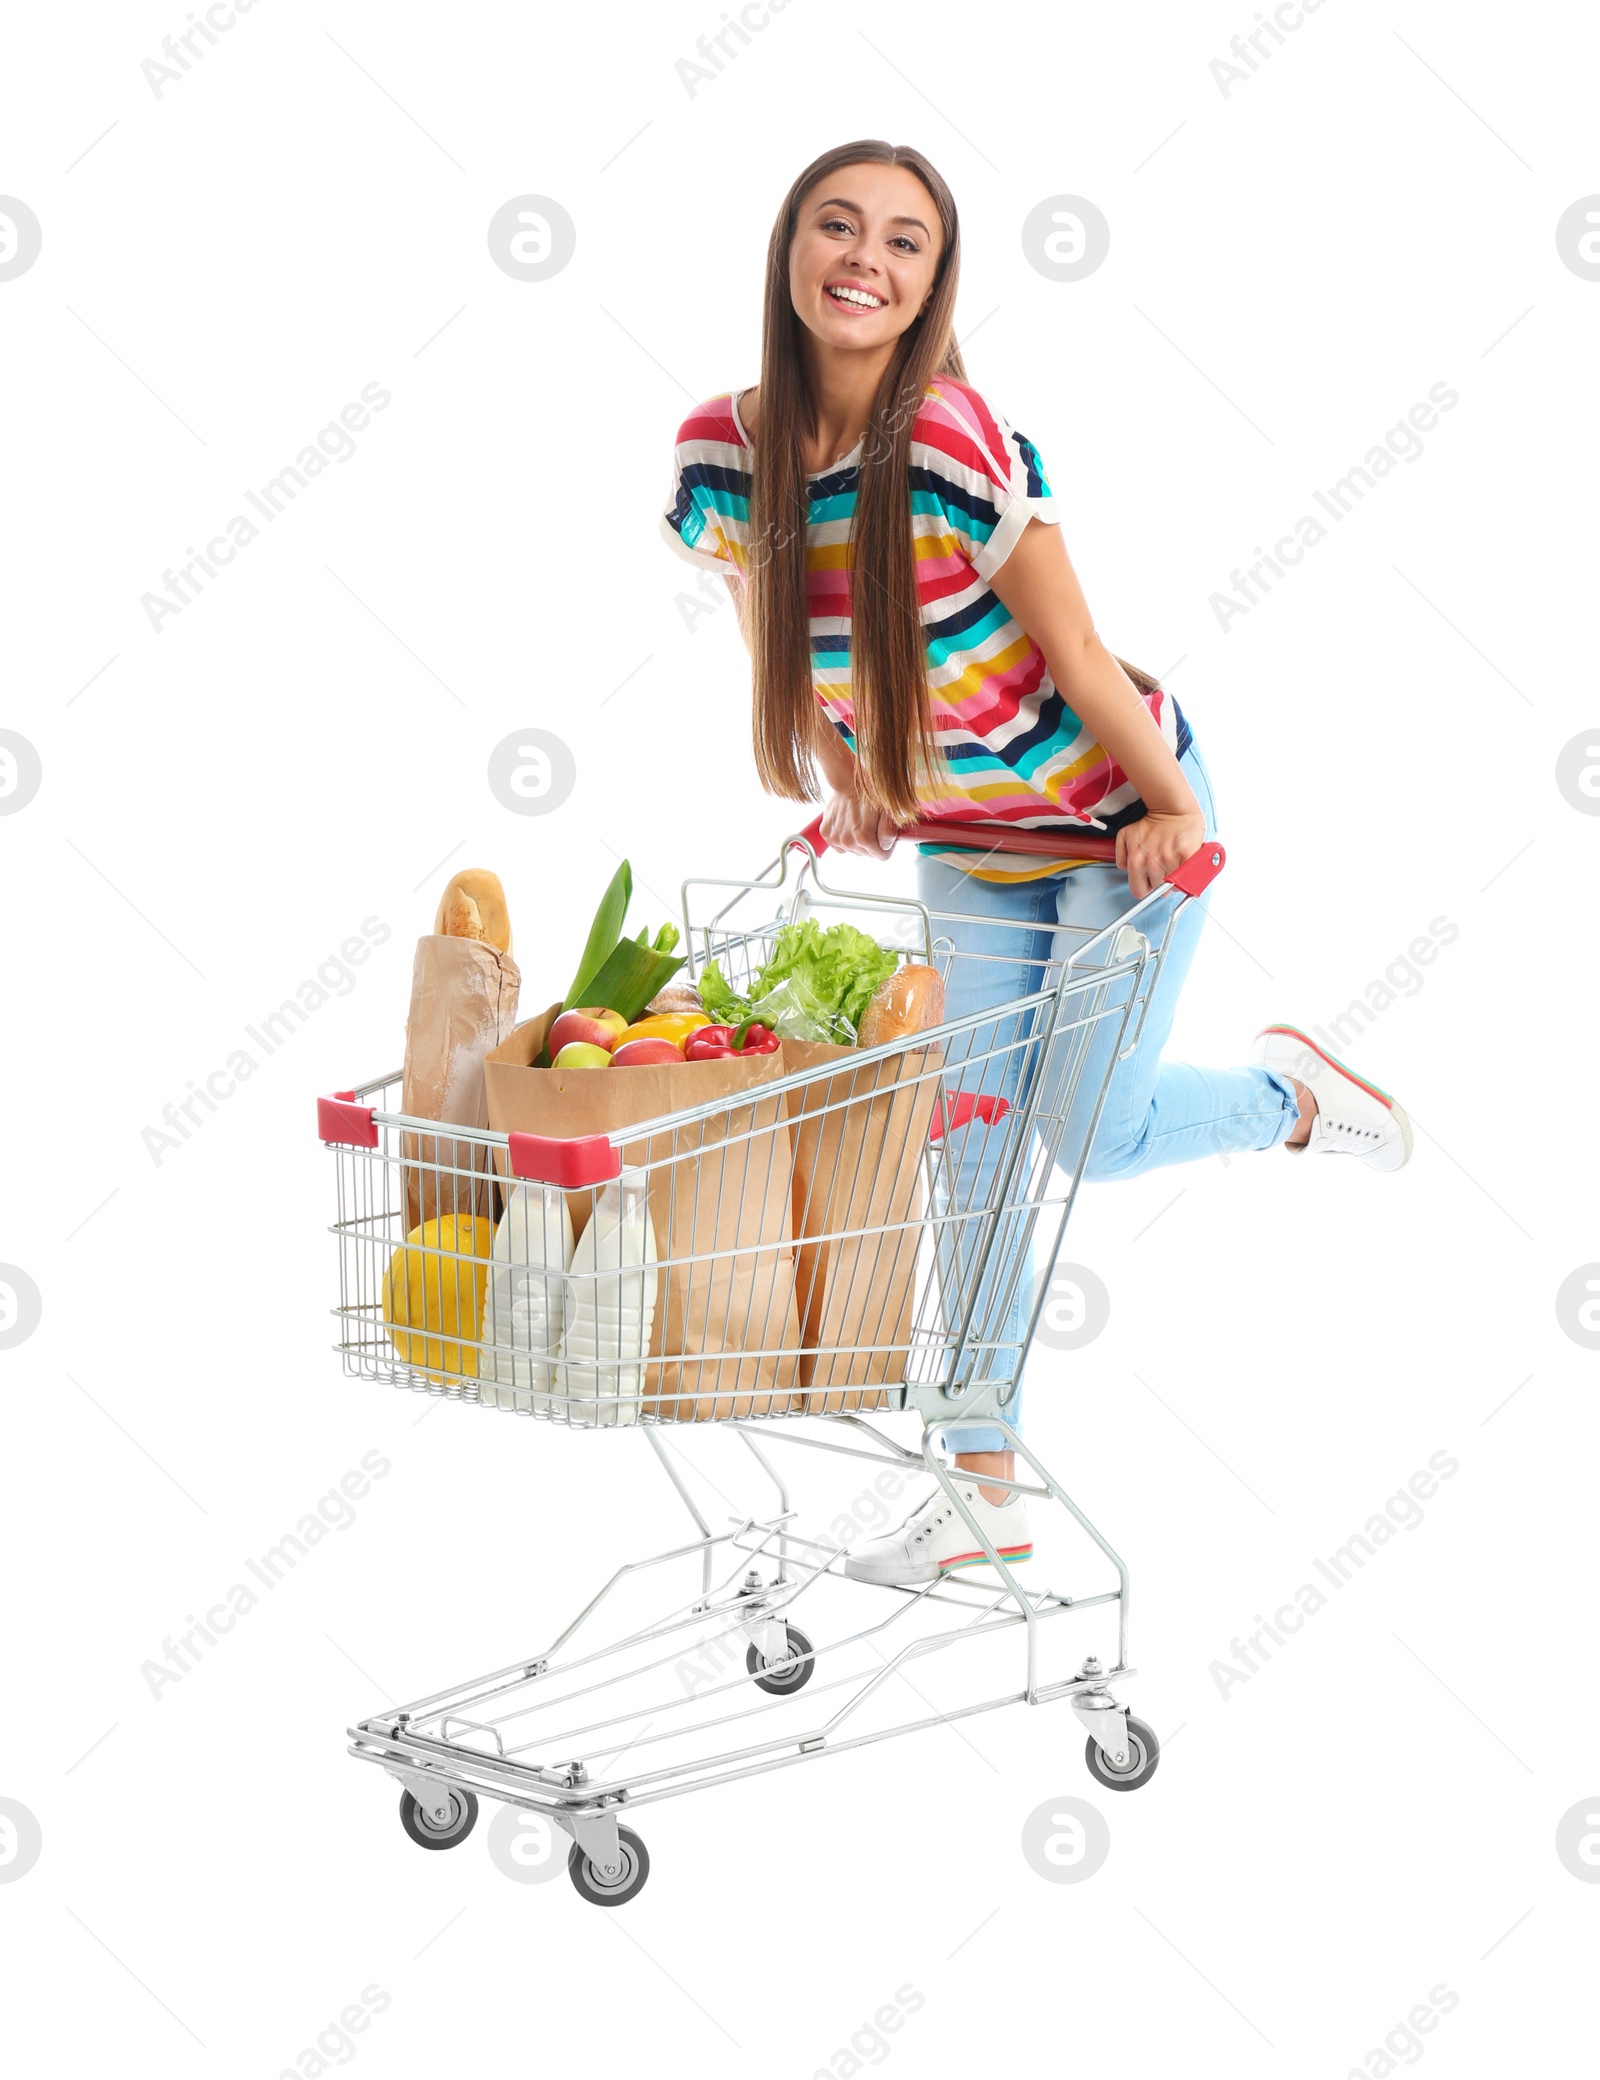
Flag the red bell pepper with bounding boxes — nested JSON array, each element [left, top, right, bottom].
[[732, 1018, 780, 1055], [684, 1021, 779, 1062], [685, 1024, 737, 1061]]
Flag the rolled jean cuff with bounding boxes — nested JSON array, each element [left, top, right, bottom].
[[1261, 1067, 1301, 1143], [936, 1422, 1015, 1455], [1169, 1070, 1302, 1161]]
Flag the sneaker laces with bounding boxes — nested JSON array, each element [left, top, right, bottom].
[[885, 1483, 975, 1545], [1317, 1110, 1385, 1145]]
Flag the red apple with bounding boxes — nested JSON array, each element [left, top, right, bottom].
[[552, 1041, 613, 1069], [549, 1007, 625, 1057], [609, 1038, 684, 1067]]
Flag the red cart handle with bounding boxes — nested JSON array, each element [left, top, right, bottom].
[[792, 814, 1224, 896], [794, 812, 829, 854], [928, 1092, 1011, 1143]]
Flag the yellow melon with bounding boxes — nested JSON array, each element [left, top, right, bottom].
[[382, 1214, 495, 1382]]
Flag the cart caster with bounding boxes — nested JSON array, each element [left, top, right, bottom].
[[398, 1784, 479, 1849], [746, 1623, 814, 1696], [568, 1825, 650, 1907], [1084, 1715, 1160, 1791]]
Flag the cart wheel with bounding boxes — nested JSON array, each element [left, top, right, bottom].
[[568, 1826, 650, 1907], [1084, 1715, 1160, 1792], [746, 1624, 815, 1696], [398, 1784, 479, 1849]]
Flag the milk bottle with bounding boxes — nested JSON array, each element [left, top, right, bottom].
[[480, 1183, 573, 1413], [559, 1169, 659, 1426]]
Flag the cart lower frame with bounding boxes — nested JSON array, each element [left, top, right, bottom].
[[347, 1411, 1151, 1899]]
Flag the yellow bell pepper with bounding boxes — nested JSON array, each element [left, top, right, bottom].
[[619, 1012, 710, 1047]]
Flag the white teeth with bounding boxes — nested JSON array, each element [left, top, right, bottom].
[[828, 285, 884, 309]]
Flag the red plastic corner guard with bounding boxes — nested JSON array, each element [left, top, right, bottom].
[[928, 1092, 1011, 1143], [1167, 840, 1226, 897], [318, 1091, 378, 1147], [507, 1132, 622, 1188]]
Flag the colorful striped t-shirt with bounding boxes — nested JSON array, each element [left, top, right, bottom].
[[660, 377, 1187, 882]]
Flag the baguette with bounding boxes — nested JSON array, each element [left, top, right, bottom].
[[434, 869, 513, 956], [857, 963, 945, 1049], [439, 891, 488, 943]]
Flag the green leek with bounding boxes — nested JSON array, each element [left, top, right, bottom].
[[564, 860, 632, 1009]]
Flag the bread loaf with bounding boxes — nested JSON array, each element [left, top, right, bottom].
[[857, 963, 945, 1049], [434, 869, 513, 955], [439, 891, 488, 942], [647, 982, 704, 1016]]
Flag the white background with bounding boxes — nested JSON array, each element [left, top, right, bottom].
[[3, 0, 1596, 2073]]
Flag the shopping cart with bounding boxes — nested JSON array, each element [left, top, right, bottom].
[[323, 814, 1224, 1904]]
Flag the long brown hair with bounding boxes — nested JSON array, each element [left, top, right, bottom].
[[748, 140, 964, 822]]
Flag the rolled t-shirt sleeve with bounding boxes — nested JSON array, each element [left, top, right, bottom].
[[659, 406, 743, 574], [922, 384, 1059, 584], [660, 458, 732, 571]]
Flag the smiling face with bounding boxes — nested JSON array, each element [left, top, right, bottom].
[[788, 161, 944, 355]]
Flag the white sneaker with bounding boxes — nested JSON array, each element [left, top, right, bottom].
[[1256, 1024, 1413, 1173], [843, 1479, 1033, 1586]]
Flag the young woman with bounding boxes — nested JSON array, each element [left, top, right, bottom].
[[660, 139, 1410, 1586]]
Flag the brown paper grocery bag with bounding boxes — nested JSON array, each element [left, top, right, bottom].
[[484, 1012, 802, 1421], [782, 1038, 943, 1410], [402, 936, 522, 1231]]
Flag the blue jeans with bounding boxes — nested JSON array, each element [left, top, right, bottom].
[[917, 741, 1299, 1451]]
